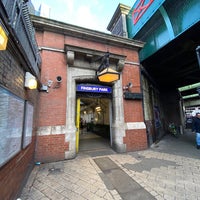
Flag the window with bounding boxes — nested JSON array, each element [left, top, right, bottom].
[[0, 86, 24, 167]]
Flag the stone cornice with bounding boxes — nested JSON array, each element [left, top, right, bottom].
[[31, 15, 144, 50]]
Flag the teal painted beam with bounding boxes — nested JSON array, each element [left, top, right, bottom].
[[127, 0, 200, 61], [159, 5, 175, 40]]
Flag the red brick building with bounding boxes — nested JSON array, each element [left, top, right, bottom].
[[0, 1, 41, 199], [32, 14, 147, 162], [0, 2, 148, 199]]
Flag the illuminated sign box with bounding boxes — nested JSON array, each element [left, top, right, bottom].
[[76, 85, 112, 94]]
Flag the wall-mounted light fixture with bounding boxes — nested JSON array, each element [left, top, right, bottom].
[[0, 22, 8, 50], [123, 82, 133, 91], [97, 68, 120, 82], [96, 52, 120, 83], [24, 72, 37, 89]]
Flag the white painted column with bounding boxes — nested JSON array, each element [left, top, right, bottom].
[[65, 67, 76, 159], [111, 78, 126, 152]]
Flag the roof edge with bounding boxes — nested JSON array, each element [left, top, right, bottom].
[[31, 15, 144, 50]]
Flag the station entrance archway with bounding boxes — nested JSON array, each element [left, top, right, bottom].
[[65, 47, 127, 158], [75, 84, 113, 153], [76, 97, 112, 153]]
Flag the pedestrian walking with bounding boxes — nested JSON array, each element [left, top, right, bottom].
[[192, 112, 200, 149]]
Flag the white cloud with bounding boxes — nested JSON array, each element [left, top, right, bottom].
[[71, 1, 109, 32], [73, 6, 98, 30], [61, 0, 75, 16], [31, 0, 135, 32]]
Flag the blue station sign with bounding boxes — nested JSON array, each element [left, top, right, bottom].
[[76, 84, 112, 93]]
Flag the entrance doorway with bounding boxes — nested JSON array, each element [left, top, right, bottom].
[[76, 96, 112, 153]]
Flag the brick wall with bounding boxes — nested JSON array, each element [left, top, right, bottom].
[[35, 32, 68, 162], [122, 63, 143, 122], [122, 53, 147, 151], [0, 140, 36, 200], [0, 48, 39, 199], [0, 50, 24, 98], [34, 18, 147, 161], [38, 51, 67, 127], [35, 134, 69, 163], [124, 129, 148, 151]]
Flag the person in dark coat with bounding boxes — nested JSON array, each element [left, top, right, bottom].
[[192, 112, 200, 149]]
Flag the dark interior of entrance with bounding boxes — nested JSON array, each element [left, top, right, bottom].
[[78, 97, 111, 152]]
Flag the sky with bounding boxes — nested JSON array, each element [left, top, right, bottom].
[[31, 0, 136, 33]]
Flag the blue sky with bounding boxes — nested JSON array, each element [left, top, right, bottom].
[[31, 0, 136, 32]]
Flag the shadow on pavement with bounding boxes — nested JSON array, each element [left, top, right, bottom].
[[150, 129, 200, 159]]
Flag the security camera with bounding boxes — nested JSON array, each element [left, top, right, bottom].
[[123, 82, 133, 91], [56, 76, 62, 83], [53, 76, 62, 88], [128, 82, 133, 88]]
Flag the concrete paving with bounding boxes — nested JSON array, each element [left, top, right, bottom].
[[19, 131, 200, 200]]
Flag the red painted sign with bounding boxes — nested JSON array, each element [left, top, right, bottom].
[[132, 0, 154, 25]]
